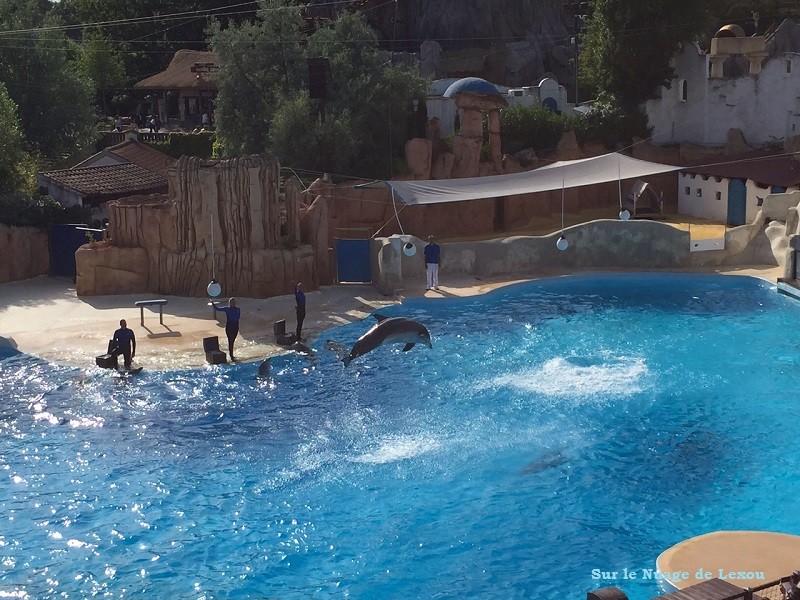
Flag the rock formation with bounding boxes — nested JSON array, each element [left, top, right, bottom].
[[0, 225, 49, 284], [76, 154, 318, 297], [361, 0, 575, 89]]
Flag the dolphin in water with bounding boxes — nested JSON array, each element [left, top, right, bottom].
[[341, 315, 432, 367], [520, 450, 568, 475], [257, 358, 271, 378]]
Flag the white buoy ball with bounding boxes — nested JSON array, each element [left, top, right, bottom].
[[619, 209, 631, 221], [403, 242, 417, 257], [207, 279, 222, 297], [556, 235, 569, 251]]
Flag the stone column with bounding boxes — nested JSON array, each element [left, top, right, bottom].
[[709, 55, 728, 78], [746, 51, 768, 74]]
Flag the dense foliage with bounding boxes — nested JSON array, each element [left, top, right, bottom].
[[78, 30, 126, 116], [0, 193, 90, 228], [0, 0, 96, 159], [500, 103, 651, 157], [212, 1, 426, 179], [579, 0, 718, 110], [142, 131, 216, 158], [0, 82, 25, 193]]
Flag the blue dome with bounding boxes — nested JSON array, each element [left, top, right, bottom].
[[443, 77, 501, 98]]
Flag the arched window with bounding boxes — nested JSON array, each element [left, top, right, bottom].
[[678, 79, 688, 102]]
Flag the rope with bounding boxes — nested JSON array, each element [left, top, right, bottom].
[[561, 172, 566, 234], [391, 187, 405, 235]]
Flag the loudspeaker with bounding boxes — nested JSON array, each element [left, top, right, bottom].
[[277, 333, 297, 346], [307, 57, 330, 100], [95, 353, 118, 369], [203, 335, 227, 364], [203, 336, 220, 353], [273, 319, 286, 337]]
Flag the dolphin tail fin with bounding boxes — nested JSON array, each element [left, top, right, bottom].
[[342, 355, 353, 367], [373, 313, 390, 322], [402, 343, 415, 352]]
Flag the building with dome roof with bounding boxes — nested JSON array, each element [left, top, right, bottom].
[[425, 76, 569, 137]]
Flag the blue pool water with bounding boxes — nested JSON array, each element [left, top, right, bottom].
[[2, 273, 800, 599]]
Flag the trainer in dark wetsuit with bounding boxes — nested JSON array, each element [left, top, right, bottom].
[[112, 319, 136, 369], [295, 283, 306, 341], [213, 298, 241, 360]]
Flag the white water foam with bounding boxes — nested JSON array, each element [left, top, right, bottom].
[[352, 435, 442, 464], [493, 355, 649, 399]]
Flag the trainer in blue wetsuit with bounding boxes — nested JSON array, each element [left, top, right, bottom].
[[111, 319, 136, 369], [295, 283, 306, 341], [213, 298, 241, 360]]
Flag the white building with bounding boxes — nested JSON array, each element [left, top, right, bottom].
[[646, 20, 800, 146], [679, 154, 800, 226]]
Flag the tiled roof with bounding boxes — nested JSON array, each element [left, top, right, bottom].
[[106, 140, 173, 178], [39, 163, 168, 202], [135, 50, 218, 91], [75, 139, 173, 178], [683, 153, 800, 188]]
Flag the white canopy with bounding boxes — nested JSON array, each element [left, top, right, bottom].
[[385, 152, 682, 205]]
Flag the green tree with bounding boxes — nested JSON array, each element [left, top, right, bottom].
[[0, 81, 27, 192], [293, 11, 425, 178], [0, 0, 97, 158], [580, 0, 717, 110], [79, 30, 127, 116], [210, 0, 306, 156], [213, 2, 426, 179]]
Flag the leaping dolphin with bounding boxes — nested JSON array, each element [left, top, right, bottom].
[[341, 315, 432, 367]]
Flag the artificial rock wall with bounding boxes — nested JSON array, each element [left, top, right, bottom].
[[77, 155, 317, 297], [0, 225, 49, 284]]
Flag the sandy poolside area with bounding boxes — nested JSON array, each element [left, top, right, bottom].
[[0, 264, 784, 370]]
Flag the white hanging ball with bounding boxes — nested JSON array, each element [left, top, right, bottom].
[[619, 209, 631, 221], [556, 235, 569, 251], [403, 242, 417, 257], [207, 279, 222, 298]]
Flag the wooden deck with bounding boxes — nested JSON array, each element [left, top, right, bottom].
[[652, 578, 746, 600]]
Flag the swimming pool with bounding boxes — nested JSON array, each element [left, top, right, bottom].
[[1, 273, 799, 599]]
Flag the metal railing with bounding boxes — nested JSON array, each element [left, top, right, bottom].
[[720, 572, 799, 600], [138, 132, 169, 143]]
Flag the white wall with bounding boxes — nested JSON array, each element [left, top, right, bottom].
[[746, 180, 774, 222], [678, 172, 800, 223], [646, 45, 800, 146], [678, 173, 728, 221], [36, 175, 83, 208], [79, 154, 126, 169], [426, 96, 459, 136]]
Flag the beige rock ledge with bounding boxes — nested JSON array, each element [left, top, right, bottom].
[[656, 530, 800, 591], [0, 265, 784, 370]]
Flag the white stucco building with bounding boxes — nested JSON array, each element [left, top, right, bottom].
[[646, 20, 800, 146], [678, 154, 800, 226]]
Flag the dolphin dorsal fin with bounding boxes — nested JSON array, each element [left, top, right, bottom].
[[373, 314, 390, 322]]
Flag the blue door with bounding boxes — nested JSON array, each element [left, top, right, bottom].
[[727, 179, 747, 227], [336, 239, 371, 283], [49, 224, 89, 278]]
